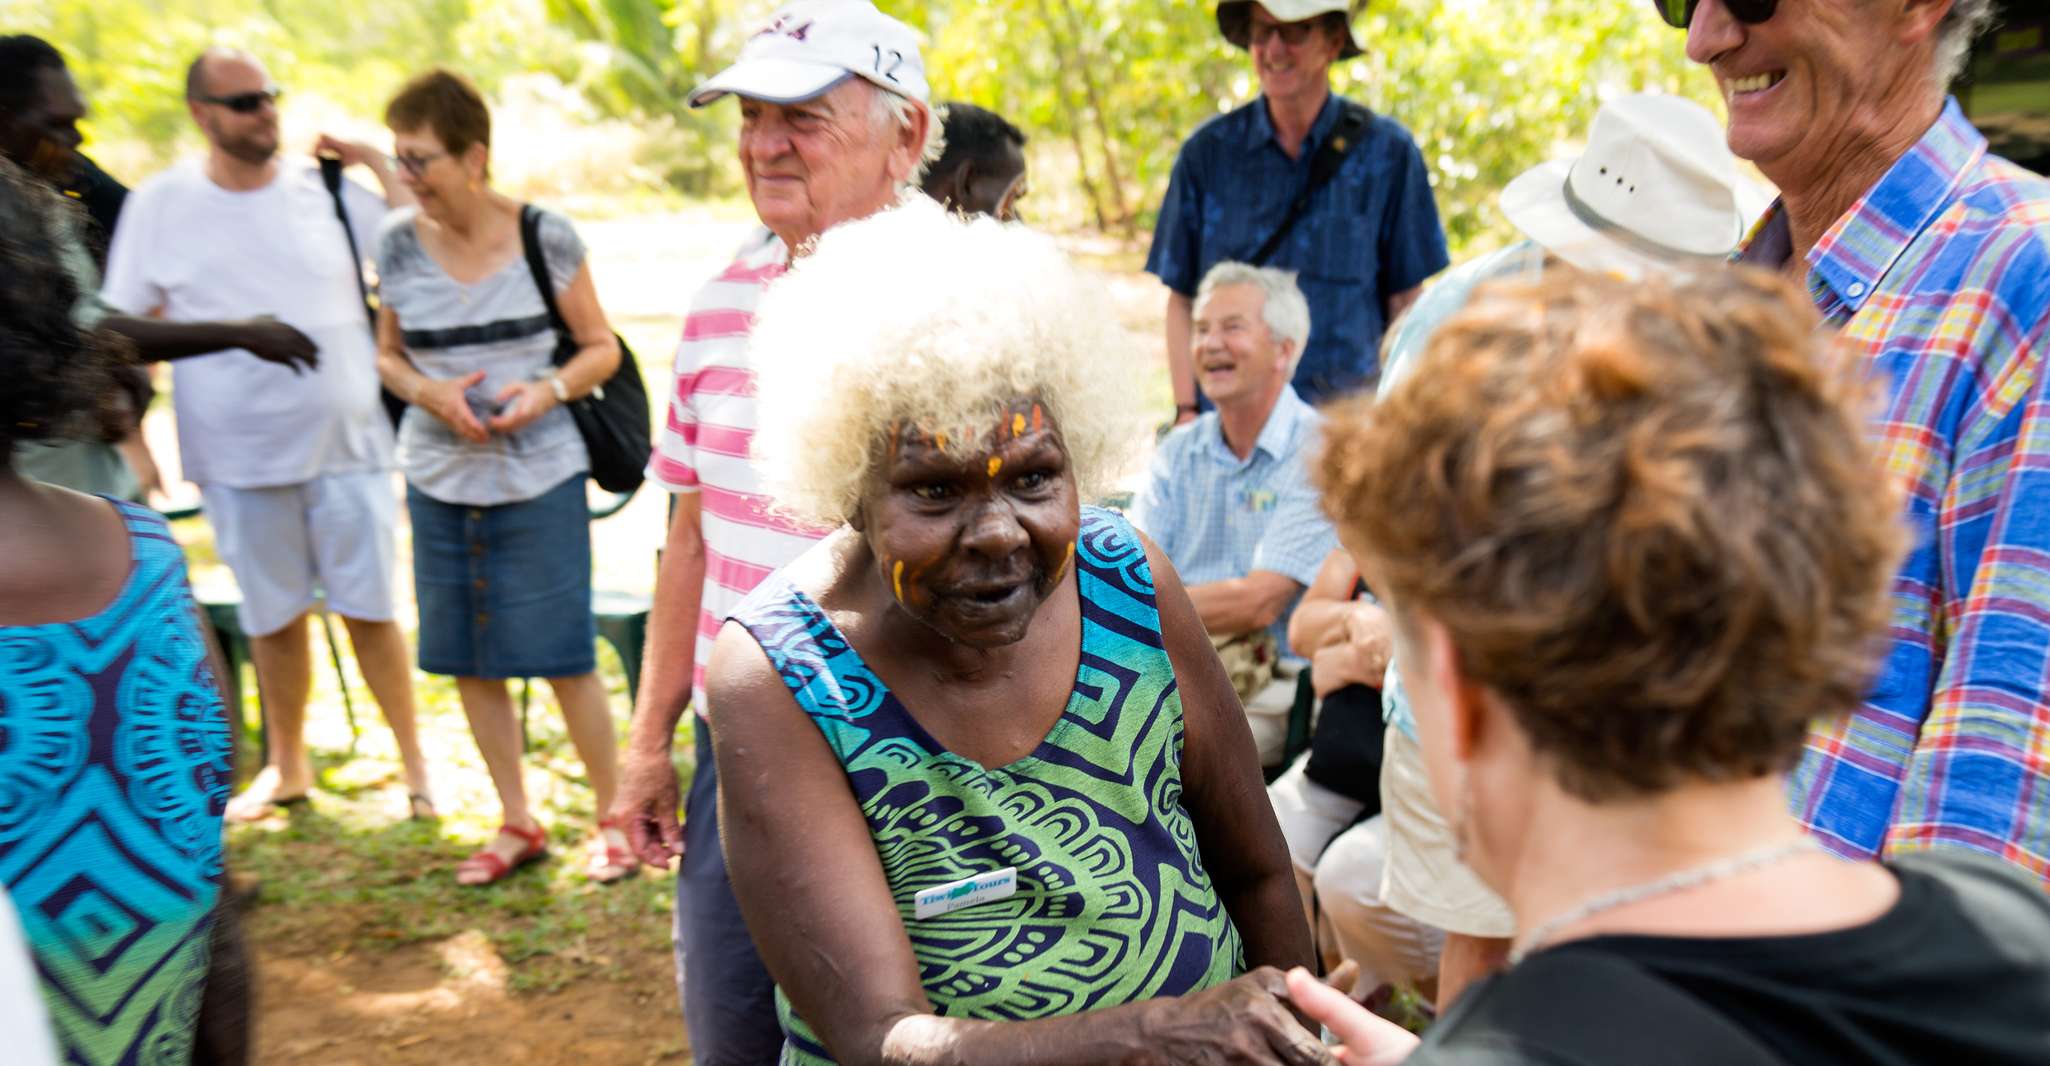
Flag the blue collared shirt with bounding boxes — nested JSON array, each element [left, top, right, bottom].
[[1146, 93, 1451, 403], [1129, 386, 1340, 654], [1738, 99, 2050, 884]]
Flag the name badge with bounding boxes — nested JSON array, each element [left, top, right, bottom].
[[914, 867, 1018, 919]]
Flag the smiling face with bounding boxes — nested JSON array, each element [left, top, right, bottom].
[[739, 78, 923, 250], [858, 400, 1081, 650], [1192, 282, 1294, 409], [1247, 4, 1344, 105], [1685, 0, 1940, 183], [391, 125, 485, 219]]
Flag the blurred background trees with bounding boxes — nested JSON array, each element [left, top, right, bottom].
[[4, 0, 1719, 255]]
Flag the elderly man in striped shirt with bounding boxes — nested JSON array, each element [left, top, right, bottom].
[[1670, 0, 2050, 885], [608, 2, 937, 1060]]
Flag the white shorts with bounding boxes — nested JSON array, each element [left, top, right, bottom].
[[1380, 725, 1516, 938], [198, 470, 398, 637]]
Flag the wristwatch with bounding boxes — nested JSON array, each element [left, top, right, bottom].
[[547, 371, 570, 404]]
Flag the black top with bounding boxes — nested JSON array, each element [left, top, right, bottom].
[[57, 152, 128, 270], [1409, 852, 2050, 1065]]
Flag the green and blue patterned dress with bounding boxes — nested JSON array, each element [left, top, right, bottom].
[[730, 506, 1243, 1064], [0, 500, 232, 1064]]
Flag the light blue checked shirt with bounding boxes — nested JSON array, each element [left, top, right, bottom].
[[1131, 386, 1337, 656]]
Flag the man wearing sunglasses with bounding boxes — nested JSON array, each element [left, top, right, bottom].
[[1147, 0, 1448, 423], [100, 47, 437, 825], [1671, 0, 2050, 891]]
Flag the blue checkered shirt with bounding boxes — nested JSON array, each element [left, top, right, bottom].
[[1129, 386, 1338, 655], [1146, 94, 1450, 403]]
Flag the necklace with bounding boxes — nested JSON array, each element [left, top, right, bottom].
[[1510, 836, 1821, 964]]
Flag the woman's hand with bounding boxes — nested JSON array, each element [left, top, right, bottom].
[[415, 369, 490, 443], [1283, 968, 1420, 1066], [487, 379, 558, 435], [1343, 602, 1393, 681], [1138, 968, 1338, 1065]]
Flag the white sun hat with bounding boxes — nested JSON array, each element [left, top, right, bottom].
[[1217, 0, 1364, 59], [690, 0, 928, 109], [1501, 93, 1754, 281]]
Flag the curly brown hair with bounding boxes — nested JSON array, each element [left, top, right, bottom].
[[0, 159, 132, 464], [1318, 267, 1907, 802]]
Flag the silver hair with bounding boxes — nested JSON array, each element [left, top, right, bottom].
[[868, 81, 945, 184], [1195, 261, 1313, 374], [1935, 0, 1998, 88]]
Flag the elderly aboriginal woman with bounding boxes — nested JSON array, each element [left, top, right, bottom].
[[703, 198, 1328, 1066]]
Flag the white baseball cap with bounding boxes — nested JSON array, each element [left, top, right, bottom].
[[1502, 94, 1760, 281], [1217, 0, 1363, 60], [690, 0, 929, 109]]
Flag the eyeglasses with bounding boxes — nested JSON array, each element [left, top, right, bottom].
[[197, 86, 283, 114], [1653, 0, 1778, 28], [392, 151, 448, 178], [1248, 19, 1321, 47]]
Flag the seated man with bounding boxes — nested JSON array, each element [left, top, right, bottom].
[[919, 101, 1027, 220], [1132, 261, 1337, 765]]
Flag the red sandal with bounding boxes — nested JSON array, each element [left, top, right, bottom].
[[455, 823, 547, 886], [587, 814, 637, 884]]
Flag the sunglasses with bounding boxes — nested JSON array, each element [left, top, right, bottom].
[[1653, 0, 1778, 28], [198, 86, 283, 114], [1247, 19, 1322, 47], [392, 150, 448, 178]]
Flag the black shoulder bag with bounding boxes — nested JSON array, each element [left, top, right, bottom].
[[1248, 99, 1373, 265], [317, 156, 408, 432], [518, 204, 651, 494]]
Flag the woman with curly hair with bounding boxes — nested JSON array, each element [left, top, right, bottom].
[[1287, 268, 2050, 1064], [703, 198, 1329, 1065], [0, 160, 243, 1062]]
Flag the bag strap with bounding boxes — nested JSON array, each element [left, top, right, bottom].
[[1249, 99, 1373, 266], [517, 204, 574, 369], [317, 157, 376, 331]]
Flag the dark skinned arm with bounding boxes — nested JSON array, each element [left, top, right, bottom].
[[101, 314, 318, 372], [1184, 569, 1303, 638], [705, 623, 1333, 1066], [1138, 531, 1318, 973]]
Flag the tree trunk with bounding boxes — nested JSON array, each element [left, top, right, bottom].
[[1034, 0, 1113, 229], [1053, 0, 1135, 234]]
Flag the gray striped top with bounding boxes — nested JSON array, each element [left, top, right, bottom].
[[376, 205, 589, 506]]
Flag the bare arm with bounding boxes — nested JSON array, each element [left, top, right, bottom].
[[488, 263, 620, 434], [708, 608, 1327, 1066], [1185, 570, 1303, 638], [1385, 284, 1423, 327], [1165, 290, 1198, 424], [1286, 550, 1361, 654], [1142, 533, 1317, 973], [101, 314, 317, 372], [613, 494, 706, 865]]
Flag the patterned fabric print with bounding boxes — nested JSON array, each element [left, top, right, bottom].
[[0, 500, 233, 1065], [1739, 99, 2050, 884], [730, 508, 1243, 1064]]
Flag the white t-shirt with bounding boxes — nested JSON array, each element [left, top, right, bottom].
[[0, 890, 58, 1066], [101, 160, 394, 489]]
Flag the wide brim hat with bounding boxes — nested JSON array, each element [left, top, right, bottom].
[[690, 0, 929, 108], [1501, 94, 1760, 281], [1217, 0, 1364, 60]]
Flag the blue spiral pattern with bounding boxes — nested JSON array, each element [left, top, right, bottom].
[[0, 501, 231, 1065], [731, 507, 1241, 1064]]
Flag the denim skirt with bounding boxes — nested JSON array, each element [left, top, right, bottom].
[[406, 474, 596, 679]]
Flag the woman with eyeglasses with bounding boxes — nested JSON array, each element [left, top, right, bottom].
[[1286, 268, 2050, 1065], [371, 69, 632, 886]]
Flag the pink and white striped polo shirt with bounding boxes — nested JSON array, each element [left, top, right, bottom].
[[647, 227, 829, 709]]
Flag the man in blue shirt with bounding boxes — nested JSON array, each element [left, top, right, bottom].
[[1131, 262, 1339, 763], [1147, 0, 1448, 422]]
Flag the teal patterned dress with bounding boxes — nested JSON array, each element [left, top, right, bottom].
[[0, 500, 232, 1064], [729, 506, 1243, 1064]]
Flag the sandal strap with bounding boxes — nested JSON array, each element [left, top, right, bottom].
[[499, 822, 547, 851], [458, 850, 512, 880]]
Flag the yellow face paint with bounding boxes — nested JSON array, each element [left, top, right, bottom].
[[1012, 412, 1026, 437], [1053, 541, 1076, 582], [935, 431, 949, 451], [988, 456, 1003, 477], [892, 560, 906, 602]]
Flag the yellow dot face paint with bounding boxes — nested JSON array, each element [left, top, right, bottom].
[[892, 560, 906, 603], [988, 457, 1003, 478], [934, 432, 948, 451], [1053, 541, 1076, 583], [1012, 412, 1027, 437]]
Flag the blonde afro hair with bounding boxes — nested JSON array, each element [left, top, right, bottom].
[[749, 195, 1138, 527]]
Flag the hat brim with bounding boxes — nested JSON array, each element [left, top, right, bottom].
[[689, 60, 853, 109], [1501, 159, 1728, 282], [1217, 1, 1364, 60]]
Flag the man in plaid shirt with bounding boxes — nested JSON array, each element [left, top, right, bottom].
[[1677, 0, 2050, 884]]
